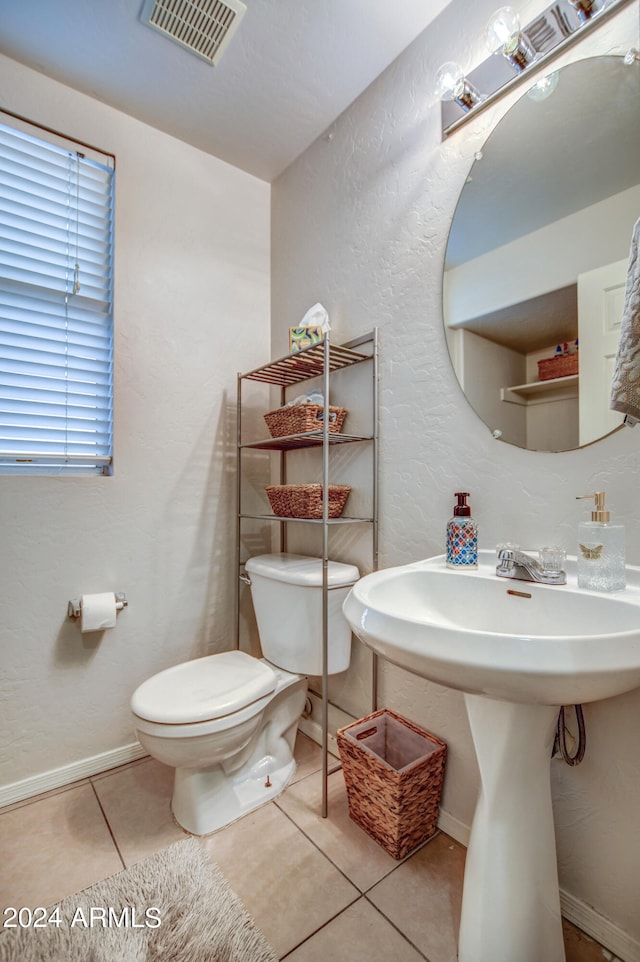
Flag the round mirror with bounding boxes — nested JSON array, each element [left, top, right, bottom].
[[443, 55, 640, 451]]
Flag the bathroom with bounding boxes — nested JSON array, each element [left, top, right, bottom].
[[1, 0, 639, 959]]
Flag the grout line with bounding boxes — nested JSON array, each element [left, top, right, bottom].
[[278, 891, 433, 962], [272, 763, 399, 895], [272, 764, 448, 960], [277, 893, 363, 960], [273, 799, 363, 893], [360, 832, 447, 895], [90, 781, 126, 870], [363, 893, 433, 961], [274, 768, 444, 895]]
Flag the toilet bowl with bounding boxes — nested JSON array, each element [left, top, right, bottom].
[[131, 553, 358, 835], [132, 650, 307, 835]]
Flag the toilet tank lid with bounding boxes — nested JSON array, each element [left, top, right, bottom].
[[131, 651, 276, 725], [245, 553, 359, 587]]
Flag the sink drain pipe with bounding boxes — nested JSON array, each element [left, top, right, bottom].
[[555, 704, 586, 765]]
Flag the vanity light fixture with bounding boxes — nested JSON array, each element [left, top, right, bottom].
[[435, 62, 483, 112], [567, 0, 606, 21], [438, 0, 634, 138], [485, 6, 536, 72]]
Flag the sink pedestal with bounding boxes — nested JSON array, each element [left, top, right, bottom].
[[458, 694, 565, 962]]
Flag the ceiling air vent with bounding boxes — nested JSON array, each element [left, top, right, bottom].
[[140, 0, 247, 66]]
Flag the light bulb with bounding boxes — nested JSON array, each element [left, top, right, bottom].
[[435, 62, 466, 101], [485, 7, 521, 55], [435, 62, 482, 112], [567, 0, 605, 21], [527, 71, 559, 101], [485, 5, 536, 72]]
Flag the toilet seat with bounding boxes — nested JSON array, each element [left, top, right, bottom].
[[131, 650, 276, 725]]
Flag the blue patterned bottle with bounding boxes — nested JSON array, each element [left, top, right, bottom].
[[446, 492, 478, 569]]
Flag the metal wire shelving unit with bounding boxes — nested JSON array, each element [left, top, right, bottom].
[[234, 329, 379, 816]]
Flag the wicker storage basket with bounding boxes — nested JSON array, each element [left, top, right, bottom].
[[264, 403, 347, 438], [265, 483, 351, 519], [537, 354, 578, 381], [337, 709, 447, 860]]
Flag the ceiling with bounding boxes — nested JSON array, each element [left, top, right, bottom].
[[0, 0, 454, 182]]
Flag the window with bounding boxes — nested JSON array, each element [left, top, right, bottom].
[[0, 118, 115, 475]]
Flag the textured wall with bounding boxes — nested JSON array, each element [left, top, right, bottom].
[[0, 56, 270, 790], [272, 0, 640, 949]]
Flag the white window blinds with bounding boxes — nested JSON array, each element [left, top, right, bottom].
[[0, 120, 114, 475]]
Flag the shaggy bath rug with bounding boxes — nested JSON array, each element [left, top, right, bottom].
[[0, 837, 278, 962]]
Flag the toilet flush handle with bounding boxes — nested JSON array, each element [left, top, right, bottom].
[[239, 571, 251, 586]]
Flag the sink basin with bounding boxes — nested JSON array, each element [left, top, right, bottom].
[[343, 550, 640, 962], [343, 549, 640, 705]]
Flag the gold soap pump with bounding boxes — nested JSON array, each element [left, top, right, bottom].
[[576, 491, 625, 591]]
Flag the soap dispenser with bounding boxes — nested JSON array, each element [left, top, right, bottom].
[[576, 492, 625, 591], [447, 492, 478, 569]]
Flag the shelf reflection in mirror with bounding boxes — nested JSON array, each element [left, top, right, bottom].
[[443, 55, 640, 452]]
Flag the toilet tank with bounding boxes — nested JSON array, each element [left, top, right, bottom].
[[244, 553, 359, 675]]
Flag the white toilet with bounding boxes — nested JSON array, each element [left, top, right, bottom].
[[131, 553, 359, 835]]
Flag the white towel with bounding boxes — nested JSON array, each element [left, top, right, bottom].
[[610, 216, 640, 424]]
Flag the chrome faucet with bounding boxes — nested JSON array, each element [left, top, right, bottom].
[[496, 545, 567, 585]]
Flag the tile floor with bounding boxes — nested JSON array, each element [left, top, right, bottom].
[[0, 734, 617, 962]]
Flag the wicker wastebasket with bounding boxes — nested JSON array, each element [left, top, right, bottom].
[[337, 709, 447, 859]]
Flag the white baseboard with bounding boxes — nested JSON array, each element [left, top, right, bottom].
[[298, 715, 341, 758], [0, 742, 148, 808], [559, 888, 637, 962], [436, 806, 470, 846]]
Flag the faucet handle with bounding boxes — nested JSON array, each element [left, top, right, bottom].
[[539, 546, 566, 572], [496, 543, 520, 571]]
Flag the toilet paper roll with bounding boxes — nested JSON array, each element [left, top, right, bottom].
[[81, 592, 117, 633]]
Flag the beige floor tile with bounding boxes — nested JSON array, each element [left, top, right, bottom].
[[276, 768, 399, 891], [368, 832, 465, 962], [285, 896, 425, 962], [0, 784, 122, 909], [91, 757, 186, 866], [202, 802, 359, 958]]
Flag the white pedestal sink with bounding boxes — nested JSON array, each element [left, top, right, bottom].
[[343, 551, 640, 962]]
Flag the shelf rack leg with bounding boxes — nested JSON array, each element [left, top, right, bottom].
[[321, 331, 330, 818], [234, 372, 242, 650], [372, 327, 380, 712]]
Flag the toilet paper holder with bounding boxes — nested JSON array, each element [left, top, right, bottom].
[[67, 592, 128, 621]]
